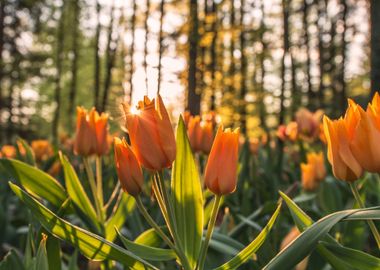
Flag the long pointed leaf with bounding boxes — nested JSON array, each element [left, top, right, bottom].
[[171, 117, 204, 268], [9, 182, 158, 270], [214, 202, 282, 270]]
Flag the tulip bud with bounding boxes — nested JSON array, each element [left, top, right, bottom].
[[296, 108, 323, 141], [89, 109, 110, 156], [323, 114, 363, 182], [122, 95, 176, 171], [199, 121, 214, 154], [74, 107, 97, 156], [301, 163, 319, 192], [306, 152, 326, 181], [114, 138, 144, 196], [204, 126, 239, 195], [31, 140, 54, 162], [188, 116, 202, 152]]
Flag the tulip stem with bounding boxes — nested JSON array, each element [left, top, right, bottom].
[[196, 195, 222, 270], [135, 196, 191, 270], [349, 182, 380, 249], [96, 156, 104, 208], [83, 158, 105, 223]]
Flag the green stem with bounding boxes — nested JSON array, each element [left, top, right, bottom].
[[155, 171, 191, 270], [96, 156, 104, 207], [135, 196, 191, 270], [83, 157, 104, 223], [197, 195, 222, 270], [349, 182, 380, 249]]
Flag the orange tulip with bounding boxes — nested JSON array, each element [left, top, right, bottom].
[[296, 108, 323, 141], [90, 109, 110, 156], [114, 137, 144, 196], [187, 116, 214, 154], [183, 110, 191, 128], [31, 140, 54, 162], [204, 127, 239, 195], [306, 152, 326, 181], [301, 163, 319, 191], [123, 95, 176, 171], [74, 107, 97, 156], [1, 145, 16, 158], [323, 110, 363, 182], [349, 94, 380, 173]]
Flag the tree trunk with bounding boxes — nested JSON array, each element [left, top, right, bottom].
[[338, 0, 347, 113], [370, 0, 380, 97], [100, 1, 117, 113], [94, 1, 101, 109], [128, 0, 137, 104], [239, 0, 247, 133], [68, 0, 80, 131], [52, 2, 65, 144], [0, 0, 4, 108], [279, 0, 289, 125], [302, 0, 312, 106], [316, 0, 326, 109], [157, 0, 165, 94], [258, 0, 267, 131], [187, 0, 200, 115], [143, 0, 150, 94], [210, 0, 217, 111]]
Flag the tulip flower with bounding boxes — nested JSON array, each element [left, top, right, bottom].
[[122, 95, 176, 171], [349, 95, 380, 173], [301, 163, 319, 191], [74, 107, 110, 157], [90, 109, 110, 156], [204, 126, 239, 195], [114, 137, 144, 196], [74, 107, 97, 156], [187, 116, 214, 154], [1, 145, 16, 158], [296, 108, 323, 141], [323, 112, 363, 182], [306, 152, 326, 182], [31, 140, 54, 162]]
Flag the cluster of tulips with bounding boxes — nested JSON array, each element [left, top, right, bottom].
[[277, 108, 325, 143], [323, 93, 380, 248]]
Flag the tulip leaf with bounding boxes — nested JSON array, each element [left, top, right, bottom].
[[0, 159, 67, 207], [9, 182, 158, 270], [171, 117, 204, 268], [105, 192, 135, 241], [59, 153, 99, 229], [16, 138, 36, 166], [35, 235, 49, 270], [116, 228, 177, 261], [263, 191, 380, 270], [0, 250, 25, 270], [213, 202, 282, 270]]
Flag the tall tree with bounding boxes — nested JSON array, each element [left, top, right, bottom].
[[258, 0, 267, 131], [128, 0, 137, 104], [370, 0, 380, 97], [209, 0, 217, 110], [101, 1, 117, 112], [157, 0, 165, 94], [187, 0, 201, 115], [143, 0, 150, 94], [0, 0, 4, 108], [239, 0, 247, 133], [302, 0, 312, 103], [52, 2, 65, 143], [279, 0, 289, 125], [94, 0, 101, 109], [337, 0, 348, 112], [68, 0, 80, 131]]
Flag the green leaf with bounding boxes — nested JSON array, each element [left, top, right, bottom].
[[116, 228, 177, 261], [45, 233, 61, 270], [35, 235, 49, 270], [9, 182, 158, 270], [263, 192, 380, 270], [0, 159, 67, 207], [16, 138, 36, 166], [59, 153, 99, 229], [210, 231, 245, 256], [0, 250, 25, 270], [68, 250, 79, 270], [171, 117, 204, 268], [321, 242, 380, 270], [214, 202, 282, 270], [105, 192, 135, 241], [134, 227, 164, 247]]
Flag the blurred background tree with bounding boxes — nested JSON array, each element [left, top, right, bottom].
[[0, 0, 374, 143]]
